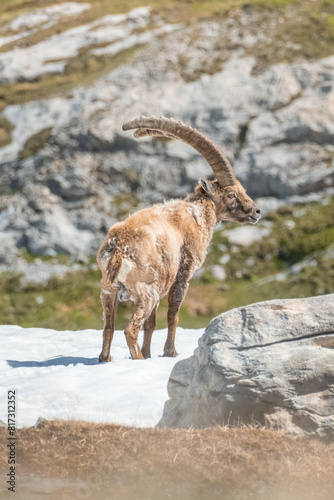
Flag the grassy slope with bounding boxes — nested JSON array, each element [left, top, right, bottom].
[[1, 1, 334, 143], [1, 197, 333, 330], [0, 0, 296, 26], [1, 1, 334, 111], [0, 420, 333, 500], [1, 0, 334, 150]]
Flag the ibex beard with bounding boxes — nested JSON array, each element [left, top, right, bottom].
[[97, 116, 261, 361]]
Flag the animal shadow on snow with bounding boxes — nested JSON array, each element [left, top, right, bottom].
[[7, 356, 98, 368]]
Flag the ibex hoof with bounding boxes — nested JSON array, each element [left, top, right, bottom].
[[99, 353, 111, 363], [163, 349, 178, 358], [141, 349, 151, 359]]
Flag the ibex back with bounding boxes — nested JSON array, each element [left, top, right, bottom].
[[97, 116, 261, 361]]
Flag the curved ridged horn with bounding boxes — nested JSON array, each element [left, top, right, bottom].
[[133, 128, 176, 140], [122, 116, 236, 187]]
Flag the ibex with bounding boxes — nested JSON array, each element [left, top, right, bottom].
[[97, 116, 261, 361]]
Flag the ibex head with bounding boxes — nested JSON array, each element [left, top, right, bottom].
[[198, 178, 261, 224], [122, 116, 261, 225]]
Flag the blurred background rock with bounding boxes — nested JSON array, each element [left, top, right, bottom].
[[0, 0, 333, 330]]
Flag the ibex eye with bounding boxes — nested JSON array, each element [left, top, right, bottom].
[[228, 193, 235, 199]]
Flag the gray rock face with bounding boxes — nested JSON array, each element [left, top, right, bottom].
[[158, 295, 334, 440], [1, 7, 334, 265]]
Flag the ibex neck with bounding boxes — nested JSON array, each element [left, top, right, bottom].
[[186, 192, 217, 246]]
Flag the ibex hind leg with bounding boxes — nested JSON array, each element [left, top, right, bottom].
[[99, 288, 119, 362], [141, 305, 158, 359], [164, 281, 189, 357], [124, 303, 148, 360]]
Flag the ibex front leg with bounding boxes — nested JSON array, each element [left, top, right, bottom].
[[99, 288, 118, 362], [164, 281, 189, 357]]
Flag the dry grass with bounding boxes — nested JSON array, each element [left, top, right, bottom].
[[1, 420, 334, 499]]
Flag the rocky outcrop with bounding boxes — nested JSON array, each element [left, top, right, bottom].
[[158, 294, 334, 440]]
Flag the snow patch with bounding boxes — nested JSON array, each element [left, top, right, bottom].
[[11, 3, 91, 31], [0, 325, 203, 428], [0, 2, 91, 49]]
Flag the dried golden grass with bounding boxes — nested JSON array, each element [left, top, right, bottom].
[[1, 420, 334, 499]]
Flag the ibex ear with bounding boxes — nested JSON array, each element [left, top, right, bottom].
[[198, 178, 216, 198]]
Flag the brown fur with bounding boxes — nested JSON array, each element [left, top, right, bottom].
[[97, 178, 260, 361]]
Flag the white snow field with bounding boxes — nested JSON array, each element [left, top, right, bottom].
[[0, 325, 203, 428]]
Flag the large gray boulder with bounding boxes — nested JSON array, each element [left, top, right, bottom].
[[158, 295, 334, 440]]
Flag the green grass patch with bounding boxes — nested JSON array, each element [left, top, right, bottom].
[[327, 13, 334, 34], [18, 127, 52, 160], [0, 115, 14, 148], [222, 250, 334, 311], [113, 193, 140, 219], [207, 198, 334, 282], [0, 265, 102, 330]]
